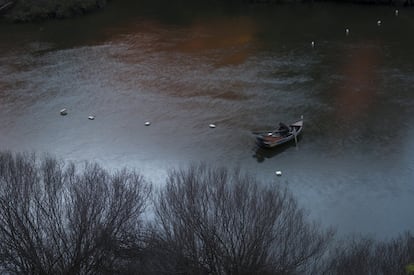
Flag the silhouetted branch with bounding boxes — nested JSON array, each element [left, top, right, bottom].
[[151, 164, 334, 275], [0, 151, 151, 275]]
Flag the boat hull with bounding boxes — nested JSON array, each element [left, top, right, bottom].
[[254, 119, 303, 148]]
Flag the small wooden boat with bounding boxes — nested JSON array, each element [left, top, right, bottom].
[[253, 117, 303, 148]]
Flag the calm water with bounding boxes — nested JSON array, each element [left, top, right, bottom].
[[1, 2, 414, 238]]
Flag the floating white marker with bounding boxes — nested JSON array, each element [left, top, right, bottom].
[[395, 9, 399, 16], [209, 124, 216, 128], [145, 121, 151, 126], [377, 20, 382, 26], [345, 28, 350, 35], [311, 41, 315, 48], [275, 171, 282, 176], [60, 108, 67, 116], [88, 115, 95, 120]]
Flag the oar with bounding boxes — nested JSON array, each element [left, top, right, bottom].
[[294, 115, 303, 147], [292, 127, 298, 146]]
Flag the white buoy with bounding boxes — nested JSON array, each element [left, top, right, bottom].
[[395, 9, 399, 16], [60, 108, 67, 116], [275, 171, 282, 176], [209, 124, 216, 129], [145, 121, 151, 126], [377, 20, 382, 26], [88, 115, 95, 120], [345, 28, 350, 35], [311, 41, 315, 48]]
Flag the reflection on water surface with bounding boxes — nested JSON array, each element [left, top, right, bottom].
[[1, 2, 414, 238]]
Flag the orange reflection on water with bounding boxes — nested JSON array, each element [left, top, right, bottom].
[[335, 44, 381, 121], [175, 16, 256, 65]]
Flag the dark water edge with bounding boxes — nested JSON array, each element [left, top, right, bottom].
[[1, 0, 413, 23]]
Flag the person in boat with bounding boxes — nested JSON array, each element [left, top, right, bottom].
[[278, 122, 290, 135]]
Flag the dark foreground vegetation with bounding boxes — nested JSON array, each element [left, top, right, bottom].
[[0, 151, 413, 274]]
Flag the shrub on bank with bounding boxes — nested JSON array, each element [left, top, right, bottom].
[[0, 151, 413, 274], [0, 151, 151, 274], [322, 233, 414, 274], [151, 164, 334, 274]]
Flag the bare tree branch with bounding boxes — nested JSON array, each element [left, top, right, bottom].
[[151, 164, 334, 275], [0, 151, 151, 275]]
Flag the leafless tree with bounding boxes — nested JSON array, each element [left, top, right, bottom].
[[151, 164, 334, 275], [321, 232, 414, 275], [0, 151, 151, 275]]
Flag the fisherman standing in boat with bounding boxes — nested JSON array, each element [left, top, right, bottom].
[[278, 122, 290, 135]]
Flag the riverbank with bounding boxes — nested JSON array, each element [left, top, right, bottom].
[[0, 0, 106, 22], [1, 0, 412, 23]]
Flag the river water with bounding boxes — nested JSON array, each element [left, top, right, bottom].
[[1, 1, 414, 238]]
